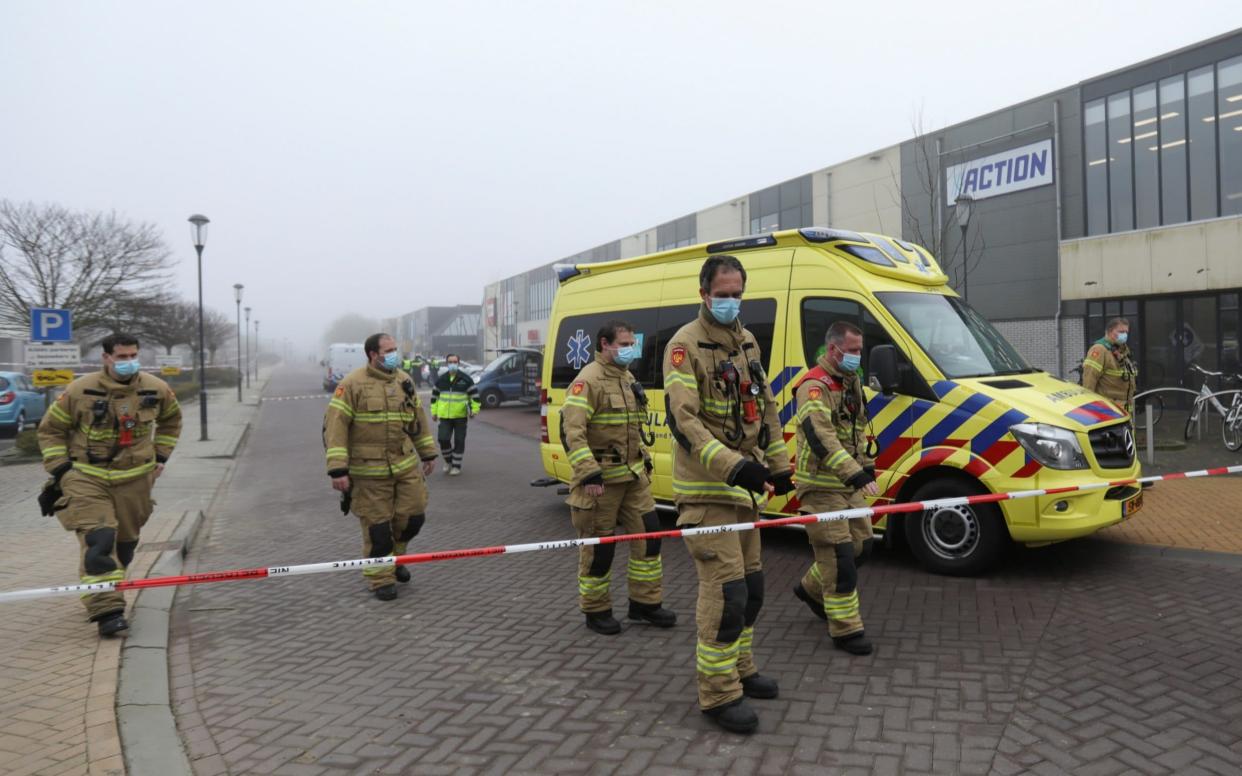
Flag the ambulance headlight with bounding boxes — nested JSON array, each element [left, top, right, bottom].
[[1009, 423, 1088, 470]]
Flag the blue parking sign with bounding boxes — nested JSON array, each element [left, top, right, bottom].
[[30, 308, 72, 342]]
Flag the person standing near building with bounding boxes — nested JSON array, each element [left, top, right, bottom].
[[430, 354, 480, 476], [323, 333, 439, 600], [37, 333, 182, 637], [1082, 317, 1137, 416], [663, 255, 793, 735], [560, 320, 676, 635], [791, 321, 877, 656]]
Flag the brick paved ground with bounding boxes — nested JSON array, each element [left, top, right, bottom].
[[171, 367, 1242, 775], [0, 381, 264, 776], [1097, 477, 1242, 553]]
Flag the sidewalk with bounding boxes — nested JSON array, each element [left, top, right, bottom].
[[0, 374, 269, 776], [1096, 474, 1242, 554]]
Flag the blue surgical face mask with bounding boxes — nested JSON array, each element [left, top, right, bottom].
[[1115, 332, 1128, 345], [447, 363, 459, 373], [614, 345, 637, 366], [112, 359, 140, 378], [839, 353, 862, 373], [709, 297, 741, 324], [382, 352, 400, 370]]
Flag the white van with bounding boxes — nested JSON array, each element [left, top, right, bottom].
[[323, 343, 367, 391]]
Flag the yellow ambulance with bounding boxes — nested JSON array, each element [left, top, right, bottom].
[[539, 228, 1142, 574]]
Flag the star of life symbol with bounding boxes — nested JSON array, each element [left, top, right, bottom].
[[566, 329, 592, 369]]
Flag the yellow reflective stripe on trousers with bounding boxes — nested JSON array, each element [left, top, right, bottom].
[[737, 625, 754, 654], [696, 640, 740, 675], [79, 570, 124, 596], [823, 590, 860, 620], [73, 461, 157, 482], [578, 575, 610, 596], [627, 556, 662, 581], [362, 563, 395, 577]]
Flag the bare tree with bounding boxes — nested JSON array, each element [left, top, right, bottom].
[[132, 296, 200, 354], [0, 200, 173, 336], [893, 110, 986, 295], [202, 309, 234, 365], [322, 313, 379, 345]]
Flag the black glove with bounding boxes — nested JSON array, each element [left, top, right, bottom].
[[845, 469, 876, 491], [643, 457, 653, 475], [38, 479, 63, 517], [339, 489, 352, 516], [768, 470, 795, 496], [582, 472, 605, 488], [728, 460, 770, 494], [863, 465, 876, 480]]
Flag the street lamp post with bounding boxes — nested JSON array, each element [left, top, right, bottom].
[[233, 284, 244, 402], [244, 306, 252, 387], [254, 320, 260, 379], [188, 214, 210, 441], [954, 192, 975, 303]]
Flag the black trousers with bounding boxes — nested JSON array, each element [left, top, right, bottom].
[[438, 418, 468, 467]]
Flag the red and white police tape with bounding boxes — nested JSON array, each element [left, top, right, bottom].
[[2, 464, 1239, 604]]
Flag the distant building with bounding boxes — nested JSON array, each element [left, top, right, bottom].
[[388, 305, 482, 362]]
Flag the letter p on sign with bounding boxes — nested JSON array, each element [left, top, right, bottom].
[[30, 308, 72, 342]]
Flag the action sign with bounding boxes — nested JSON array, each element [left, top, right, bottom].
[[26, 343, 81, 368], [30, 308, 72, 342], [32, 369, 74, 387]]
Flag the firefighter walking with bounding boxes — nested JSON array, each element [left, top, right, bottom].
[[323, 333, 439, 600], [1082, 317, 1137, 416], [792, 321, 877, 655], [560, 320, 676, 635], [663, 255, 793, 734], [430, 353, 480, 476], [37, 333, 182, 637]]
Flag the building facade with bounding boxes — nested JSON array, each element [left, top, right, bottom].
[[389, 305, 482, 362], [481, 29, 1242, 392]]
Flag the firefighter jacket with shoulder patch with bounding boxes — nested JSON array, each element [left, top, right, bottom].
[[794, 354, 874, 497], [430, 370, 481, 418], [323, 365, 437, 479], [662, 305, 790, 507], [559, 351, 651, 486], [1082, 338, 1137, 412], [38, 370, 182, 483]]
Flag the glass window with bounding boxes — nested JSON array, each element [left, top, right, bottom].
[[1159, 75, 1189, 224], [876, 292, 1033, 378], [1085, 99, 1109, 234], [1108, 91, 1134, 232], [749, 176, 811, 233], [1185, 295, 1219, 373], [1222, 293, 1240, 373], [799, 298, 902, 374], [1218, 55, 1242, 215], [1133, 84, 1160, 228], [1188, 65, 1218, 221]]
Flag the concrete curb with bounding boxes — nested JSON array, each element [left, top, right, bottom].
[[117, 509, 204, 776]]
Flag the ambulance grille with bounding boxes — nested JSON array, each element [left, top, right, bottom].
[[1089, 425, 1135, 469]]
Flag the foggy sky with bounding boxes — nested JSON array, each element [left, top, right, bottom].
[[1, 1, 1236, 355]]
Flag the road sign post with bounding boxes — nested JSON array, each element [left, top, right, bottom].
[[29, 308, 72, 343]]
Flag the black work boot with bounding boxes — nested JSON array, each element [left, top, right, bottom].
[[740, 673, 779, 699], [394, 565, 411, 583], [627, 600, 677, 628], [793, 584, 827, 621], [584, 609, 621, 635], [96, 612, 129, 637], [702, 697, 758, 734], [374, 584, 398, 601], [833, 631, 873, 655]]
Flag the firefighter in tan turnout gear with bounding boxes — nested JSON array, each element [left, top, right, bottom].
[[37, 333, 182, 637], [560, 320, 676, 635], [323, 333, 439, 601], [792, 321, 878, 655], [1082, 317, 1137, 416], [662, 255, 793, 735]]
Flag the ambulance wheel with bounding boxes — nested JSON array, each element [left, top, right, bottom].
[[904, 479, 1008, 576], [480, 389, 503, 409]]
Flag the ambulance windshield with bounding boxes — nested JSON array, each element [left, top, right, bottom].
[[877, 292, 1034, 379]]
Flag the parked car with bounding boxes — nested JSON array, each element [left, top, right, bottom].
[[475, 348, 542, 408], [323, 343, 367, 391], [0, 372, 48, 435]]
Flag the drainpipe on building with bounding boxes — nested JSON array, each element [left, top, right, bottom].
[[1053, 99, 1065, 378], [825, 171, 832, 227]]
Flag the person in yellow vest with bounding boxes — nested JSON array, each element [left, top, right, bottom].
[[560, 319, 675, 635], [430, 353, 480, 476], [792, 321, 877, 655], [663, 255, 793, 735], [37, 333, 182, 637], [1082, 317, 1137, 415], [323, 333, 439, 600]]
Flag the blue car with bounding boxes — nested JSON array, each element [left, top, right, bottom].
[[0, 372, 47, 435]]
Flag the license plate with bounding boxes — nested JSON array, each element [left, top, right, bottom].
[[1122, 492, 1143, 517]]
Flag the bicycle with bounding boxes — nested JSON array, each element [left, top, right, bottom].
[[1183, 363, 1242, 451]]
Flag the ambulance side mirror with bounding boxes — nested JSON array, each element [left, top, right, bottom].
[[869, 345, 899, 395]]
